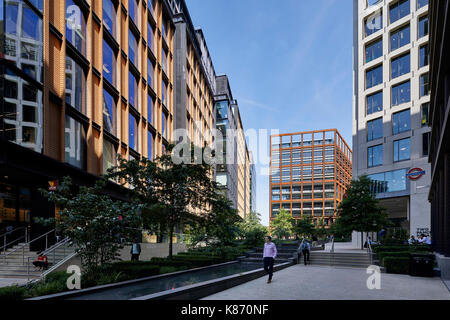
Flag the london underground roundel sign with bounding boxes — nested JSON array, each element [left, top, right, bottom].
[[406, 168, 425, 181]]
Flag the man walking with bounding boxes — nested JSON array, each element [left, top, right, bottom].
[[299, 239, 310, 265], [263, 236, 277, 284], [130, 239, 141, 261]]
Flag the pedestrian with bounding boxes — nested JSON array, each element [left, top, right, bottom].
[[299, 239, 310, 265], [32, 252, 48, 271], [312, 234, 318, 248], [408, 235, 417, 245], [263, 236, 277, 284], [130, 239, 141, 261]]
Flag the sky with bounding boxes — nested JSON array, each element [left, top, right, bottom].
[[187, 0, 354, 226]]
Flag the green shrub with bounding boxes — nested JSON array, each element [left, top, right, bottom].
[[28, 281, 66, 298], [373, 245, 430, 253], [0, 285, 27, 301], [159, 266, 178, 274], [378, 251, 411, 265], [384, 257, 410, 274]]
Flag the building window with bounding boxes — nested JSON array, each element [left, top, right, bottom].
[[65, 56, 86, 114], [162, 80, 168, 106], [148, 23, 154, 53], [366, 91, 383, 115], [392, 81, 410, 106], [129, 29, 139, 68], [129, 0, 139, 27], [419, 44, 429, 68], [365, 38, 383, 63], [148, 131, 154, 160], [420, 73, 429, 97], [389, 0, 410, 24], [369, 169, 407, 193], [421, 103, 429, 127], [368, 145, 383, 167], [65, 116, 86, 170], [129, 71, 138, 108], [103, 139, 116, 175], [162, 112, 167, 138], [394, 138, 411, 162], [147, 94, 154, 125], [364, 11, 383, 37], [367, 118, 383, 141], [103, 0, 116, 37], [366, 65, 383, 89], [103, 89, 116, 135], [103, 39, 116, 85], [418, 15, 429, 38], [162, 16, 168, 42], [391, 53, 410, 79], [390, 25, 410, 52], [393, 109, 411, 134], [417, 0, 428, 9], [65, 0, 86, 54], [162, 47, 168, 75], [422, 132, 430, 157], [147, 57, 154, 88], [129, 113, 138, 151]]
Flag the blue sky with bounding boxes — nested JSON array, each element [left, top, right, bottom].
[[187, 0, 354, 226]]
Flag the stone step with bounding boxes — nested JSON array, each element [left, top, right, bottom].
[[309, 255, 372, 261], [239, 257, 291, 264], [307, 261, 372, 268]]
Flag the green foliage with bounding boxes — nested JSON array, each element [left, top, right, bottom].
[[378, 251, 412, 265], [0, 285, 27, 301], [372, 245, 431, 253], [39, 176, 142, 276], [334, 175, 391, 247], [384, 257, 410, 274], [271, 209, 294, 240], [293, 216, 314, 238], [238, 212, 269, 248]]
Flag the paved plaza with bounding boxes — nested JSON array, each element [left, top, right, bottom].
[[202, 264, 450, 300], [0, 278, 28, 289]]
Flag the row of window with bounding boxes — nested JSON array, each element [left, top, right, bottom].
[[364, 0, 428, 37]]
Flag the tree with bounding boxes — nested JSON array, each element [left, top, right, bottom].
[[271, 209, 294, 240], [39, 177, 142, 277], [106, 144, 216, 259], [334, 175, 391, 249], [314, 218, 328, 239], [238, 211, 269, 247], [293, 216, 315, 238], [186, 193, 242, 247]]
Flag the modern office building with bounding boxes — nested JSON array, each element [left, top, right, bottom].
[[270, 129, 352, 227], [0, 0, 175, 240], [214, 75, 253, 218], [353, 0, 431, 236], [169, 0, 216, 150], [429, 0, 450, 263]]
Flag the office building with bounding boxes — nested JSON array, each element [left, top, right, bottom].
[[353, 0, 431, 235], [429, 0, 450, 267], [270, 129, 352, 227]]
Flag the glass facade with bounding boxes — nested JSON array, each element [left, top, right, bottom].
[[65, 116, 86, 169], [103, 0, 116, 37], [103, 39, 116, 85], [393, 109, 411, 134], [368, 145, 383, 167], [365, 11, 383, 37], [103, 89, 116, 135], [367, 118, 383, 141], [129, 113, 137, 151], [103, 139, 116, 175], [366, 91, 383, 115], [65, 56, 86, 113], [394, 138, 411, 162], [390, 25, 410, 51], [65, 0, 86, 54], [0, 0, 44, 153], [391, 53, 410, 79], [129, 29, 139, 68], [419, 44, 429, 68], [365, 38, 383, 63], [420, 73, 429, 97], [129, 71, 138, 108], [369, 169, 407, 193], [389, 0, 410, 24], [417, 0, 428, 9], [392, 81, 411, 106], [366, 65, 383, 89], [418, 15, 429, 38]]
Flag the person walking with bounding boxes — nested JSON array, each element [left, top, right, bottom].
[[263, 236, 277, 284], [130, 240, 141, 261], [299, 240, 311, 265]]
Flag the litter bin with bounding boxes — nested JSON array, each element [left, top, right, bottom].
[[409, 254, 434, 277]]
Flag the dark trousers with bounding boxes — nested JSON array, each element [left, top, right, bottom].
[[263, 257, 274, 280], [302, 249, 310, 265], [131, 254, 140, 261]]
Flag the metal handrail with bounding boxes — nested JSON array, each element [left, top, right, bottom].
[[367, 238, 374, 265], [1, 227, 28, 254], [330, 235, 335, 253], [2, 229, 55, 265]]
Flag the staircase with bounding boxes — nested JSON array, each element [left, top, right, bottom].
[[308, 251, 373, 268], [0, 240, 76, 280], [238, 242, 299, 265]]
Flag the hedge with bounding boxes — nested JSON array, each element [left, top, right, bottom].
[[377, 251, 411, 265], [372, 245, 431, 253], [383, 257, 410, 274]]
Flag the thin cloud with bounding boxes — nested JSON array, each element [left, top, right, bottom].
[[239, 98, 278, 112]]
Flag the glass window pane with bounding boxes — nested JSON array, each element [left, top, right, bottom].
[[366, 91, 383, 115], [419, 44, 429, 68], [366, 65, 383, 89], [103, 0, 116, 37], [390, 0, 410, 24], [65, 0, 86, 54], [419, 16, 429, 38], [394, 138, 410, 162], [390, 25, 410, 51], [391, 53, 410, 79], [103, 39, 116, 85], [365, 38, 383, 63], [367, 118, 383, 141], [420, 73, 429, 97], [368, 145, 383, 167], [65, 116, 86, 169], [393, 109, 411, 134], [103, 89, 116, 135], [392, 81, 410, 106], [365, 11, 383, 37]]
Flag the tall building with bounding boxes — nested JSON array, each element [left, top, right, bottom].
[[429, 0, 450, 261], [270, 129, 352, 227], [214, 75, 253, 218], [169, 0, 216, 150], [0, 0, 175, 239], [353, 0, 431, 235]]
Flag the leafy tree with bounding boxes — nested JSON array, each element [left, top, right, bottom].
[[238, 211, 269, 247], [186, 194, 242, 247], [334, 175, 391, 249], [106, 144, 216, 259], [271, 209, 294, 240], [293, 216, 315, 238], [314, 218, 328, 239], [39, 177, 142, 277]]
